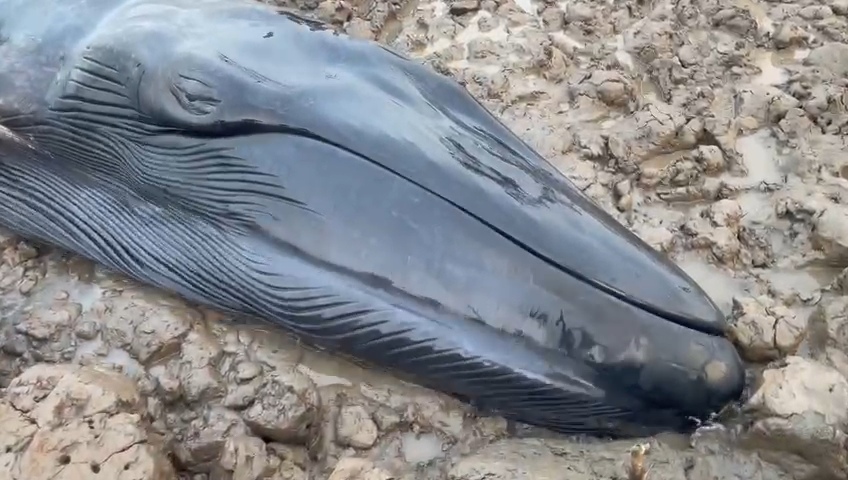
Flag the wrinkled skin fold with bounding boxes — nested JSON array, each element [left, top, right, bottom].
[[0, 0, 744, 436]]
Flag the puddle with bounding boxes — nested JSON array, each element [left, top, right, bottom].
[[401, 432, 445, 464], [678, 255, 756, 314], [74, 338, 106, 361], [727, 130, 784, 188], [762, 269, 824, 303], [735, 191, 776, 226], [611, 34, 635, 71], [103, 348, 144, 378], [752, 51, 789, 86], [513, 0, 536, 16], [549, 31, 585, 51], [298, 349, 359, 387]]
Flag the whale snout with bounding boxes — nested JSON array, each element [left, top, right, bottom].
[[629, 325, 745, 416]]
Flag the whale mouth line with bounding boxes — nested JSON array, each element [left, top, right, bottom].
[[164, 120, 724, 338]]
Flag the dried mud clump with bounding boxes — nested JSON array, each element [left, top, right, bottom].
[[0, 364, 176, 480]]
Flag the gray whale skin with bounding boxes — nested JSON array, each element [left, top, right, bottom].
[[0, 0, 744, 437]]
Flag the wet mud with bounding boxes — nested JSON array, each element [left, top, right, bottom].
[[1, 0, 848, 478]]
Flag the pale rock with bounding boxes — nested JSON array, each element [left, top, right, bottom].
[[216, 434, 278, 480], [748, 357, 848, 423], [707, 199, 743, 228], [590, 71, 632, 107], [174, 406, 251, 468], [806, 43, 848, 78], [336, 405, 379, 449], [695, 145, 726, 173], [812, 205, 848, 263], [746, 357, 848, 479], [0, 364, 176, 480], [734, 86, 800, 125], [807, 297, 848, 379], [177, 327, 224, 402], [242, 370, 319, 443], [730, 296, 806, 361], [448, 438, 688, 480], [328, 458, 393, 480]]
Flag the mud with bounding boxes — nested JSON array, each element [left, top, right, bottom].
[[1, 0, 848, 478]]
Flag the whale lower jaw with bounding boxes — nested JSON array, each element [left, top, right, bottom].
[[0, 136, 743, 438]]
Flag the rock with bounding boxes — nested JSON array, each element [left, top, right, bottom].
[[772, 23, 808, 49], [712, 7, 756, 36], [216, 434, 278, 480], [98, 293, 196, 365], [580, 71, 633, 107], [448, 438, 688, 480], [685, 443, 806, 480], [831, 269, 848, 296], [1, 240, 38, 266], [74, 318, 100, 340], [807, 296, 848, 378], [175, 406, 251, 469], [812, 205, 848, 263], [831, 0, 848, 16], [15, 302, 81, 342], [695, 145, 726, 173], [176, 327, 224, 402], [448, 0, 480, 16], [0, 364, 176, 480], [805, 43, 848, 78], [683, 216, 745, 266], [563, 2, 593, 23], [745, 357, 848, 479], [315, 0, 352, 25], [0, 402, 38, 454], [235, 361, 263, 383], [540, 6, 564, 31], [730, 296, 806, 361], [799, 5, 834, 20], [735, 86, 800, 125], [241, 370, 319, 444], [336, 404, 379, 449], [706, 199, 743, 228], [148, 364, 182, 402], [747, 357, 848, 423], [345, 18, 374, 40], [267, 443, 309, 479], [327, 458, 392, 480], [612, 102, 688, 168]]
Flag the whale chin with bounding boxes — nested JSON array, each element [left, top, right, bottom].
[[0, 0, 744, 437]]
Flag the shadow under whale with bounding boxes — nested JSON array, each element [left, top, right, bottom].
[[0, 0, 744, 437]]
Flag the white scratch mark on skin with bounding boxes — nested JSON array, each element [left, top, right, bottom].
[[0, 124, 35, 150]]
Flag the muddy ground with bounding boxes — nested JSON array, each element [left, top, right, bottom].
[[1, 0, 848, 478]]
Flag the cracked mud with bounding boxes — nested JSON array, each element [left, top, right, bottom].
[[2, 0, 848, 478]]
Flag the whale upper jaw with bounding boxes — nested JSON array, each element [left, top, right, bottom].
[[128, 3, 731, 338]]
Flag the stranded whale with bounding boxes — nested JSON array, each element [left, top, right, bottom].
[[0, 0, 744, 436]]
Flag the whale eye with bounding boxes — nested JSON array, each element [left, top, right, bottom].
[[168, 73, 221, 116]]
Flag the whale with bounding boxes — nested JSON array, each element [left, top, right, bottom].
[[0, 0, 744, 437]]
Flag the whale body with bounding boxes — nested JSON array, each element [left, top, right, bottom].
[[0, 0, 744, 436]]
